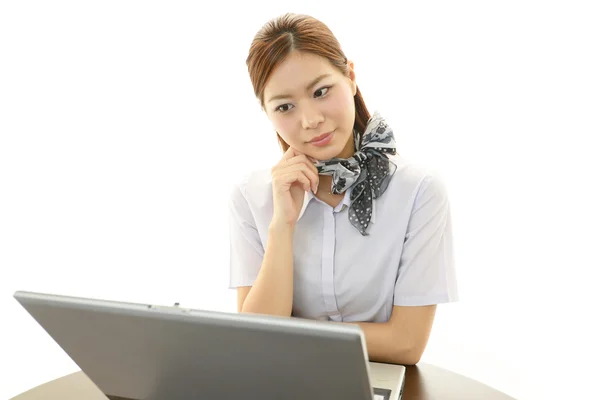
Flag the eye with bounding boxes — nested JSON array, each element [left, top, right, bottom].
[[314, 86, 331, 98], [275, 103, 294, 113]]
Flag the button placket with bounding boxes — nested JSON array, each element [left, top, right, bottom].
[[321, 205, 341, 321]]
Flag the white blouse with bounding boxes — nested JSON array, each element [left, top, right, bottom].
[[228, 153, 458, 322]]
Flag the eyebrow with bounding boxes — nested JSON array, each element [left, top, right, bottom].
[[266, 73, 332, 103]]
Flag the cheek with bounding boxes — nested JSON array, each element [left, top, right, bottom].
[[273, 117, 298, 144], [326, 90, 356, 123]]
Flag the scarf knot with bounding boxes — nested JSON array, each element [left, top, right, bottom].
[[315, 111, 397, 236]]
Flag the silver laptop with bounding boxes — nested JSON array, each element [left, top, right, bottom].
[[14, 290, 405, 400]]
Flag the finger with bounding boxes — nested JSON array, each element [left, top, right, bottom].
[[278, 163, 319, 194], [299, 158, 320, 191], [292, 172, 311, 192], [287, 155, 319, 175], [275, 148, 302, 172], [275, 154, 319, 181], [282, 146, 303, 161], [276, 170, 311, 192], [302, 164, 320, 194]]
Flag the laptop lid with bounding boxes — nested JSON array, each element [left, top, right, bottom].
[[14, 290, 377, 400]]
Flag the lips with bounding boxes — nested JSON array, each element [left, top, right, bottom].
[[308, 130, 335, 146], [310, 131, 333, 143]]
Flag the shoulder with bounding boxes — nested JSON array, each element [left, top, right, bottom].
[[228, 167, 274, 213], [386, 154, 450, 206]]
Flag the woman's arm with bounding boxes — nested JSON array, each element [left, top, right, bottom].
[[238, 222, 295, 316], [234, 148, 319, 317], [352, 173, 455, 365], [347, 305, 437, 365]]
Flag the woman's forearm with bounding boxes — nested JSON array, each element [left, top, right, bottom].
[[351, 321, 420, 365], [240, 222, 295, 317]]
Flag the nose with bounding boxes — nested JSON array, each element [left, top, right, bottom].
[[300, 104, 325, 130]]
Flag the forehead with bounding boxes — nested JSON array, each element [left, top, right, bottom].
[[264, 51, 340, 99]]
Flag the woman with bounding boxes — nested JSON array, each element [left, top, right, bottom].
[[228, 13, 458, 365]]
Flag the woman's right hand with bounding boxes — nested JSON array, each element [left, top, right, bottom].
[[270, 147, 320, 228]]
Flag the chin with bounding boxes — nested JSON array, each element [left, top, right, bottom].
[[311, 138, 352, 161], [310, 147, 344, 161]]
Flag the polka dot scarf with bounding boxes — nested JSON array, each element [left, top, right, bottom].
[[314, 111, 397, 236]]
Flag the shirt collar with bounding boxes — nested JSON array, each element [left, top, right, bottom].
[[296, 190, 314, 222], [296, 186, 376, 224]]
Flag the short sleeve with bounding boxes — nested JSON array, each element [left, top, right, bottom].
[[228, 181, 265, 289], [393, 174, 458, 306]]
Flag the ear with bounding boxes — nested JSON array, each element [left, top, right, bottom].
[[347, 60, 357, 96]]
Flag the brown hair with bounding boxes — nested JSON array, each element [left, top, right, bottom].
[[246, 13, 371, 152]]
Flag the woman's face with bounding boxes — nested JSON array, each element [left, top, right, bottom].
[[263, 51, 357, 160]]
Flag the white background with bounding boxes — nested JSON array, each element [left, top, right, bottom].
[[1, 1, 599, 399]]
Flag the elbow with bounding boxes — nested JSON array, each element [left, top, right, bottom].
[[391, 344, 424, 366], [402, 351, 422, 366]]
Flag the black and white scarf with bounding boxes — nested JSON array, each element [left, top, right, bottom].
[[314, 111, 397, 236]]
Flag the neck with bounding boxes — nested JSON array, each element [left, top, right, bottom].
[[316, 130, 356, 195], [336, 131, 356, 159], [318, 175, 334, 192]]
